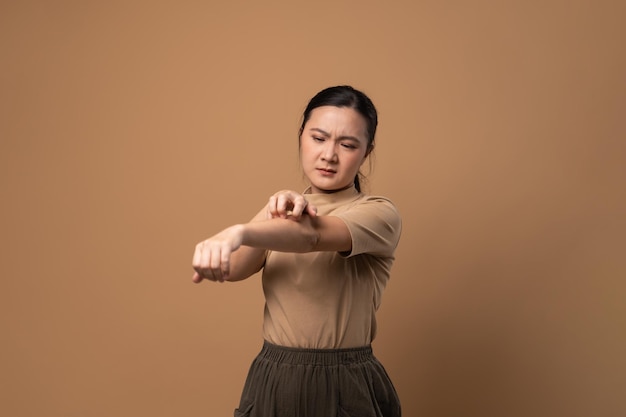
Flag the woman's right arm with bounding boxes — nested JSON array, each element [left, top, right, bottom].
[[192, 191, 318, 284]]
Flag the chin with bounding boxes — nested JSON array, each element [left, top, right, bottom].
[[312, 182, 352, 193]]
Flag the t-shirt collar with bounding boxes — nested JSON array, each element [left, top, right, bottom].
[[303, 184, 360, 204]]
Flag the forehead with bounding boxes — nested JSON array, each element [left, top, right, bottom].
[[305, 106, 368, 139]]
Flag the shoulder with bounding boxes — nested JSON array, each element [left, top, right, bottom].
[[359, 194, 399, 209], [334, 194, 402, 256], [344, 194, 401, 220], [336, 193, 402, 235]]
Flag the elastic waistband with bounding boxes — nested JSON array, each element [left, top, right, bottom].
[[259, 341, 374, 366]]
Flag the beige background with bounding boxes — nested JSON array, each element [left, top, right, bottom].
[[1, 1, 625, 416]]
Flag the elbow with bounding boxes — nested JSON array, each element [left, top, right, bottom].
[[281, 218, 319, 252], [301, 229, 320, 252]]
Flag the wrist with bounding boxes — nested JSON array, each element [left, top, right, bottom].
[[233, 223, 246, 245]]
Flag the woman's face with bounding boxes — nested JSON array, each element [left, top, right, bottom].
[[300, 106, 370, 193]]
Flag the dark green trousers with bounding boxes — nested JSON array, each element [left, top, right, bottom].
[[234, 341, 401, 417]]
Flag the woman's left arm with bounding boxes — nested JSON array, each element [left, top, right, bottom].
[[261, 189, 350, 252], [241, 215, 351, 253]]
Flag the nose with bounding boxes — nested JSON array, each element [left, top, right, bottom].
[[321, 141, 338, 162]]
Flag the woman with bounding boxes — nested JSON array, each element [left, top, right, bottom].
[[192, 85, 402, 417]]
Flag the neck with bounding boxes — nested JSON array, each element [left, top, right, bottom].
[[312, 182, 355, 194]]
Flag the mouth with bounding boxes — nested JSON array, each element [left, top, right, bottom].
[[317, 168, 337, 175]]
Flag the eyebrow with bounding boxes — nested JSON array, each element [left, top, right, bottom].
[[309, 127, 362, 143]]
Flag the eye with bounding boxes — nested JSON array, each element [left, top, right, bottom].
[[341, 143, 357, 150], [312, 136, 325, 142]]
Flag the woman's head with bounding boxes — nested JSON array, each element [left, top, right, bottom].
[[299, 86, 378, 193]]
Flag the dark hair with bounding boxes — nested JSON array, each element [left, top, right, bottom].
[[299, 85, 378, 192]]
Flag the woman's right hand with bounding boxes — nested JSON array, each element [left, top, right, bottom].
[[192, 224, 244, 283], [267, 190, 317, 220]]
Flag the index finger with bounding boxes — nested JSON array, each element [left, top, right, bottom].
[[290, 195, 308, 219], [276, 193, 293, 218]]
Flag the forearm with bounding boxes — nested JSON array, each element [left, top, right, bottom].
[[241, 217, 319, 253], [225, 208, 270, 281], [192, 201, 350, 284]]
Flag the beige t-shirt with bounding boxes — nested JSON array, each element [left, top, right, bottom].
[[261, 186, 402, 349]]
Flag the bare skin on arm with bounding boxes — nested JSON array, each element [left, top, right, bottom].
[[192, 191, 348, 283]]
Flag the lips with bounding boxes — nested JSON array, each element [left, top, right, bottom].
[[317, 167, 336, 174]]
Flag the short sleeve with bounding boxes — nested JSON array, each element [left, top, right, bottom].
[[334, 196, 402, 258]]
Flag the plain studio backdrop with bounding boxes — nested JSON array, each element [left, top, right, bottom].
[[1, 1, 624, 416]]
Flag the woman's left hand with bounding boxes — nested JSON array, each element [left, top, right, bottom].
[[267, 190, 317, 220]]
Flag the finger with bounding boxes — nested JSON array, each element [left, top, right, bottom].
[[201, 265, 219, 282], [200, 242, 211, 272], [305, 203, 318, 217], [192, 242, 204, 270], [192, 271, 203, 283], [290, 195, 307, 219], [206, 269, 220, 283], [276, 193, 290, 218], [268, 195, 279, 218], [209, 245, 224, 282], [220, 246, 231, 280], [192, 243, 208, 281], [197, 246, 220, 282]]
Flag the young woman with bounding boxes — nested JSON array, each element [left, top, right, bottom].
[[192, 85, 402, 417]]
